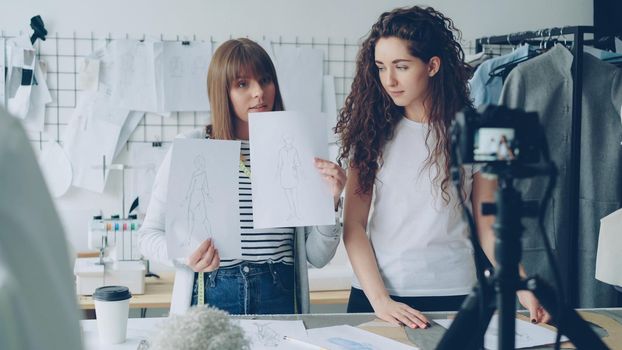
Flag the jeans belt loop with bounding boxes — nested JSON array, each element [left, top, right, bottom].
[[207, 270, 218, 288], [267, 260, 278, 284]]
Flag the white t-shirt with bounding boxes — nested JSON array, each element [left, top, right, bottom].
[[352, 117, 477, 297]]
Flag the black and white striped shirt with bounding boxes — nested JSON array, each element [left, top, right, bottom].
[[220, 141, 295, 267]]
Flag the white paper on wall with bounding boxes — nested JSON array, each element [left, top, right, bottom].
[[165, 139, 241, 259], [110, 40, 167, 115], [113, 110, 145, 158], [272, 46, 324, 113], [63, 91, 130, 193], [23, 59, 52, 133], [249, 111, 334, 229], [6, 35, 36, 119], [38, 141, 73, 198], [77, 57, 100, 91], [160, 41, 212, 111], [128, 142, 171, 217]]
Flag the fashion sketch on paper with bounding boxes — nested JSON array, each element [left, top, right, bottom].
[[277, 135, 301, 222], [183, 154, 213, 246]]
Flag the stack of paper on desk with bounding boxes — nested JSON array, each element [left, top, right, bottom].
[[306, 325, 419, 350], [236, 320, 308, 350], [434, 315, 568, 350]]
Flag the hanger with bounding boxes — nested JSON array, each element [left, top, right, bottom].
[[29, 15, 47, 45], [603, 55, 622, 66], [486, 37, 539, 84], [486, 52, 539, 83], [559, 27, 572, 50]]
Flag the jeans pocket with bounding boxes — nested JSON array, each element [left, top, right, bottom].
[[205, 271, 244, 314], [272, 264, 295, 293]]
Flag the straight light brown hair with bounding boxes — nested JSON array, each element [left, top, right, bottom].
[[206, 38, 285, 140]]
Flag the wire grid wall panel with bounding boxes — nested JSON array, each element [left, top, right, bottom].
[[0, 30, 485, 151], [0, 31, 362, 150]]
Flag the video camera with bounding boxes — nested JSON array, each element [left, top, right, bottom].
[[452, 105, 542, 165], [440, 105, 608, 350]]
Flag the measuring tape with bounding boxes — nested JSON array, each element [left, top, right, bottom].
[[197, 159, 250, 305], [239, 159, 251, 178], [197, 273, 205, 305]]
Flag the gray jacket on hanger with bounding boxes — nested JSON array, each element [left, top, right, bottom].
[[499, 44, 622, 307]]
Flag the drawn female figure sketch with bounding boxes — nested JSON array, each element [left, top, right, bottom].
[[183, 154, 212, 246], [277, 135, 301, 222]]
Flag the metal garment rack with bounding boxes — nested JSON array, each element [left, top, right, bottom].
[[475, 26, 596, 307]]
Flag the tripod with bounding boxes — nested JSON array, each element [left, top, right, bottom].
[[436, 164, 608, 350]]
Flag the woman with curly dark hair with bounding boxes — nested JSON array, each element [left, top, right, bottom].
[[336, 6, 549, 328]]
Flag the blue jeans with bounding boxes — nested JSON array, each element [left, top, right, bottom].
[[191, 261, 295, 315]]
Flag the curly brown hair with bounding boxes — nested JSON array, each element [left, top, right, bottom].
[[335, 6, 472, 202]]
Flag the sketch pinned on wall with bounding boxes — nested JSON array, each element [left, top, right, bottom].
[[277, 134, 302, 223], [77, 57, 100, 91], [160, 41, 212, 112], [6, 35, 36, 119], [22, 59, 52, 133], [165, 138, 241, 259], [271, 46, 324, 113], [235, 319, 307, 350], [38, 141, 73, 198], [249, 111, 334, 229], [62, 90, 130, 193], [109, 40, 163, 114], [168, 56, 183, 78], [129, 143, 170, 217], [113, 110, 145, 158]]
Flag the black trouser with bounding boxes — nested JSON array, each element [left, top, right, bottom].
[[347, 287, 467, 313]]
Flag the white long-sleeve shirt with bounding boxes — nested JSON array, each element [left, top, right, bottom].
[[137, 128, 342, 314]]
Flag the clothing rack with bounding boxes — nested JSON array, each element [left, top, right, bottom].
[[475, 26, 596, 307]]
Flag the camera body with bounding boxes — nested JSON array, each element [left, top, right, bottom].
[[453, 105, 541, 165]]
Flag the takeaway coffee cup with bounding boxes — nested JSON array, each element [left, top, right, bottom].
[[93, 286, 132, 344]]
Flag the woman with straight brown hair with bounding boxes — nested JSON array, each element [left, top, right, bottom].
[[138, 38, 346, 315]]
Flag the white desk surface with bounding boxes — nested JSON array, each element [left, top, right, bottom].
[[81, 318, 166, 350]]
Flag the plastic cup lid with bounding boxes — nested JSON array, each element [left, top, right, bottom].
[[93, 286, 132, 301]]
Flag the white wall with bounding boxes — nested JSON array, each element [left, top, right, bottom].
[[3, 0, 593, 255], [4, 0, 592, 43]]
